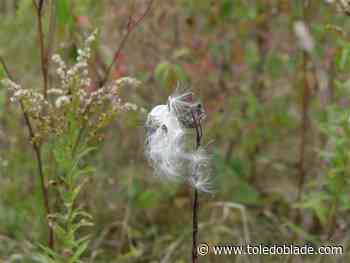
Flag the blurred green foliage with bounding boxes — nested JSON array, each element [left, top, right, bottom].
[[1, 0, 350, 262]]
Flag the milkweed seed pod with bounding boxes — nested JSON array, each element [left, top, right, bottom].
[[145, 86, 212, 192], [167, 87, 206, 129], [145, 104, 187, 180]]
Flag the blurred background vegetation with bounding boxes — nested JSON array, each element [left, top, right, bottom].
[[1, 0, 350, 262]]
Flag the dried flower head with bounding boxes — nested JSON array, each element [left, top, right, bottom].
[[294, 21, 314, 53], [337, 0, 350, 14], [3, 30, 142, 144], [326, 0, 350, 15], [116, 77, 142, 89]]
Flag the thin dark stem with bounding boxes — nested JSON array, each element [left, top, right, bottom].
[[191, 111, 202, 263], [73, 0, 154, 153], [33, 0, 49, 98], [26, 115, 54, 249], [100, 0, 154, 86], [326, 198, 339, 240], [295, 1, 311, 227], [0, 56, 54, 249], [32, 0, 54, 246], [248, 2, 268, 187], [38, 0, 44, 13], [296, 52, 309, 216], [192, 188, 199, 263], [46, 0, 57, 87]]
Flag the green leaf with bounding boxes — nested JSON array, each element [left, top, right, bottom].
[[66, 147, 96, 180], [339, 46, 349, 70], [173, 48, 192, 60], [76, 147, 96, 161], [0, 64, 5, 79], [0, 63, 6, 113], [69, 240, 89, 263], [220, 0, 234, 19], [285, 222, 320, 244], [137, 190, 158, 208], [154, 62, 188, 88], [266, 53, 284, 79], [53, 142, 71, 171], [231, 181, 261, 205], [326, 171, 347, 197], [38, 244, 60, 260], [299, 192, 330, 226], [53, 224, 68, 242], [70, 166, 95, 181], [56, 0, 73, 26], [71, 209, 93, 222], [0, 89, 6, 116]]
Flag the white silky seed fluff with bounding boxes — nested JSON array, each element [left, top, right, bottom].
[[145, 91, 211, 192]]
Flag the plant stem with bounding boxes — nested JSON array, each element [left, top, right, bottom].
[[73, 0, 154, 154], [192, 112, 202, 263], [248, 1, 268, 187], [19, 114, 54, 247], [0, 56, 54, 248], [296, 50, 309, 224], [32, 0, 54, 247], [295, 0, 312, 227], [100, 0, 154, 86], [33, 0, 49, 98], [192, 188, 199, 263], [46, 0, 57, 87]]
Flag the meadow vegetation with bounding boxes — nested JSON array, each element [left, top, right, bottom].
[[1, 0, 350, 262]]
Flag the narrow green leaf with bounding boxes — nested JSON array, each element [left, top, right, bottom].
[[339, 47, 349, 70], [56, 0, 73, 26], [69, 240, 89, 263], [154, 62, 188, 88], [220, 0, 234, 19]]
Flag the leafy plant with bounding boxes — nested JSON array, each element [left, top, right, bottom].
[[2, 30, 141, 262]]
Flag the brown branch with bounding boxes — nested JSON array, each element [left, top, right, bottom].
[[295, 1, 312, 228], [32, 0, 55, 247], [73, 1, 154, 155], [0, 56, 54, 249], [100, 0, 154, 87], [46, 0, 56, 87], [296, 50, 310, 222], [38, 0, 44, 14], [248, 6, 269, 187], [33, 0, 49, 98], [32, 0, 38, 9]]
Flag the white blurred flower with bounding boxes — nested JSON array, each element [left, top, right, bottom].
[[123, 102, 138, 111], [116, 77, 141, 89], [326, 0, 350, 14], [47, 88, 64, 95], [294, 21, 314, 53], [55, 95, 71, 108]]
